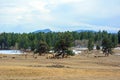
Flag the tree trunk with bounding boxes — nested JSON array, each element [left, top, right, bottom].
[[38, 53, 42, 56]]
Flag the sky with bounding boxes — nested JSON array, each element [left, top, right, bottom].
[[0, 0, 120, 33]]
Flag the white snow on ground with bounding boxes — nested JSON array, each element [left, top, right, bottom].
[[0, 50, 22, 54], [114, 47, 120, 50], [72, 47, 88, 54], [73, 50, 81, 54], [114, 53, 120, 56]]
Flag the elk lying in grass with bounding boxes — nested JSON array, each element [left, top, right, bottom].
[[12, 57, 15, 59], [46, 53, 69, 59], [46, 54, 55, 59]]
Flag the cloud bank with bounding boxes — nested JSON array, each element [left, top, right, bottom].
[[0, 0, 120, 33]]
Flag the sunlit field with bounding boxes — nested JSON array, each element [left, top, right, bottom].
[[0, 50, 120, 80]]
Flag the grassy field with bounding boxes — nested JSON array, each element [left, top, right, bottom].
[[0, 50, 120, 80]]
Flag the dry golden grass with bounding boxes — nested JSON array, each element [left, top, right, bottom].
[[0, 51, 120, 80]]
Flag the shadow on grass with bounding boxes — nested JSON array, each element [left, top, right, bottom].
[[47, 64, 71, 68]]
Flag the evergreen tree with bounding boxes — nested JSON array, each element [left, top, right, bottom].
[[35, 41, 49, 56], [102, 37, 113, 56], [54, 32, 73, 58], [111, 34, 118, 47], [87, 38, 94, 51]]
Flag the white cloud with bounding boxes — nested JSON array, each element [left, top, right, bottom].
[[63, 0, 120, 19], [0, 7, 27, 15], [29, 1, 50, 14], [0, 0, 120, 33], [49, 0, 83, 4]]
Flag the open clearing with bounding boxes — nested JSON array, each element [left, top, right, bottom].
[[0, 52, 120, 80]]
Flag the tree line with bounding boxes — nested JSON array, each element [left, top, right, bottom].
[[0, 30, 120, 56]]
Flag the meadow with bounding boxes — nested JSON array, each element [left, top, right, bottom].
[[0, 50, 120, 80]]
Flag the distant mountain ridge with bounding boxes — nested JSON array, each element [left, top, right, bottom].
[[33, 29, 96, 33], [33, 29, 52, 33], [74, 30, 95, 33]]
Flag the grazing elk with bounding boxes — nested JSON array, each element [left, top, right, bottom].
[[25, 54, 27, 59]]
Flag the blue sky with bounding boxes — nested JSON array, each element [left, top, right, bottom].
[[0, 0, 120, 33]]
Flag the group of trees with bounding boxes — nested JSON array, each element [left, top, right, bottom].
[[0, 30, 120, 57]]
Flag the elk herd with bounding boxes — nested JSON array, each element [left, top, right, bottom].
[[0, 49, 109, 60], [0, 51, 70, 60]]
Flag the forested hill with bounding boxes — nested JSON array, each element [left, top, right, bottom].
[[33, 29, 52, 33], [0, 30, 120, 50]]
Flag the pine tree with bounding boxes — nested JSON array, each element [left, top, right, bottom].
[[102, 37, 113, 56], [35, 41, 49, 56], [87, 38, 94, 51], [54, 32, 73, 58]]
